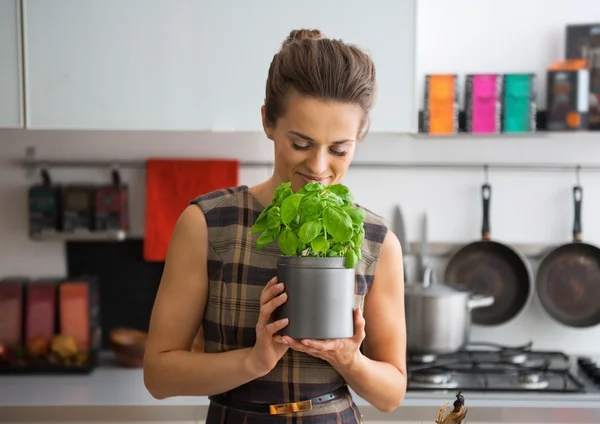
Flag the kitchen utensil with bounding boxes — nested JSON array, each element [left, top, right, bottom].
[[536, 184, 600, 328], [62, 185, 94, 232], [444, 183, 533, 326], [109, 328, 147, 368], [405, 265, 494, 355], [28, 169, 61, 234], [94, 169, 129, 232], [393, 205, 408, 283]]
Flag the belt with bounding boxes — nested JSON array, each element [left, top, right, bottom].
[[208, 386, 349, 415]]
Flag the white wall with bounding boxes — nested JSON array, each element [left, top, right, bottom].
[[2, 0, 600, 354]]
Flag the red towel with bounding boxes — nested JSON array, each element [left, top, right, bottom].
[[144, 159, 239, 261]]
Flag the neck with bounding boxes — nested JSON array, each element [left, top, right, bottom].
[[248, 175, 281, 209]]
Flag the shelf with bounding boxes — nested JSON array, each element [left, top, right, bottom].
[[29, 230, 127, 242], [409, 131, 600, 139]]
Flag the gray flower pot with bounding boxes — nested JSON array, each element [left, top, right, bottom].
[[275, 256, 355, 340]]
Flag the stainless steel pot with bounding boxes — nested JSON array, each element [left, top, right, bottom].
[[405, 266, 495, 355]]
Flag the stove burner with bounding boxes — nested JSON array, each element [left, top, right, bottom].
[[500, 351, 528, 364], [517, 370, 550, 390], [411, 354, 436, 363], [410, 371, 459, 389]]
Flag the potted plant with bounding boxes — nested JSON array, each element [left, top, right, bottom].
[[251, 181, 366, 339]]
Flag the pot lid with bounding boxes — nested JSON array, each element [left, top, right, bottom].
[[405, 281, 467, 298]]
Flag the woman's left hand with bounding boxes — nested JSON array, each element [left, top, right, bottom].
[[276, 307, 366, 371]]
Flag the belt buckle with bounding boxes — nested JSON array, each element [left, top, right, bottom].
[[269, 399, 312, 415]]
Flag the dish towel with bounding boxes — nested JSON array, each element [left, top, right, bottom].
[[144, 159, 239, 262]]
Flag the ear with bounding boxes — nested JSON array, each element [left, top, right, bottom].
[[261, 105, 274, 140]]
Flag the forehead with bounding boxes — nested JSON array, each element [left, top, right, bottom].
[[281, 91, 363, 142]]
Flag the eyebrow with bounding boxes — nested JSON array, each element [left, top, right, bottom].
[[288, 130, 354, 145]]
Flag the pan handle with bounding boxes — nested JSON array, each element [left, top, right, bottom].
[[573, 185, 583, 242], [482, 183, 491, 241]]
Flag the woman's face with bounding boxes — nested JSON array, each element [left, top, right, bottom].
[[262, 90, 363, 193]]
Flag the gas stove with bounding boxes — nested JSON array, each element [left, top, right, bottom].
[[407, 342, 600, 394]]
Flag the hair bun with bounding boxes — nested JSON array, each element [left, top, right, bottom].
[[282, 29, 325, 47]]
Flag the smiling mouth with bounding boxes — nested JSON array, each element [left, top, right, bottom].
[[297, 172, 329, 182]]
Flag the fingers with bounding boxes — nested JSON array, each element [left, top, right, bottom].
[[257, 282, 287, 329], [265, 318, 289, 335], [262, 276, 278, 293], [352, 307, 366, 343]]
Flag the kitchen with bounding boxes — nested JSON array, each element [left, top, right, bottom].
[[1, 0, 600, 423]]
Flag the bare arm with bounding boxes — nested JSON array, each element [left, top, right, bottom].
[[334, 230, 408, 412], [143, 205, 266, 399]]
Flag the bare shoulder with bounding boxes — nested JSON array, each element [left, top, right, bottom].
[[145, 204, 210, 357]]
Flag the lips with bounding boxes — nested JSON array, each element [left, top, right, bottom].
[[297, 172, 329, 183]]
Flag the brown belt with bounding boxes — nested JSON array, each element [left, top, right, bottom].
[[209, 386, 350, 415]]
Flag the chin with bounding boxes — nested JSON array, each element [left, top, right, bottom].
[[292, 173, 331, 191]]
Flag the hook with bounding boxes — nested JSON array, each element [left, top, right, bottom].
[[576, 165, 581, 186], [40, 168, 52, 186], [110, 165, 122, 187], [483, 164, 489, 184]]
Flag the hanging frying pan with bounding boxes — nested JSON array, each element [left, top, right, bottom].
[[444, 183, 534, 326], [535, 184, 600, 328]]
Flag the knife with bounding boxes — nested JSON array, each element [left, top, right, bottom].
[[393, 205, 408, 284]]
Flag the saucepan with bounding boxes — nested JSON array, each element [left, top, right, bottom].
[[405, 265, 495, 355], [405, 213, 495, 355]]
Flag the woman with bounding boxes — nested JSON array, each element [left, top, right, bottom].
[[143, 28, 407, 423]]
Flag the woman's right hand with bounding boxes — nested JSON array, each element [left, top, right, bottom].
[[247, 276, 289, 376]]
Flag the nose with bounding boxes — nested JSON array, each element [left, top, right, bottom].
[[305, 148, 329, 176]]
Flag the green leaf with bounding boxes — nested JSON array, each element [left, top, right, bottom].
[[352, 226, 365, 249], [266, 206, 281, 229], [326, 184, 353, 203], [281, 193, 303, 225], [311, 236, 330, 253], [344, 206, 366, 226], [298, 181, 325, 194], [252, 181, 361, 268], [298, 221, 323, 244], [278, 228, 299, 255], [344, 249, 359, 268], [273, 182, 292, 203], [251, 205, 273, 234], [324, 192, 344, 207], [256, 227, 280, 249], [323, 206, 353, 243]]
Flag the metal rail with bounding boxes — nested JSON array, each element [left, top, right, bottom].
[[14, 146, 600, 174]]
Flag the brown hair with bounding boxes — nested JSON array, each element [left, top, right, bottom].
[[264, 29, 377, 140]]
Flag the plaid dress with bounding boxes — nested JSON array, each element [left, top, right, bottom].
[[191, 185, 388, 424]]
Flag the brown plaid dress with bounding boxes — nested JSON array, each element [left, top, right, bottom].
[[191, 185, 388, 424]]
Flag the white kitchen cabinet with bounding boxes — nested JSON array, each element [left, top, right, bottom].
[[22, 0, 416, 133], [0, 0, 23, 128]]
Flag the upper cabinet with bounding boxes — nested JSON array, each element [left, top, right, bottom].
[[0, 0, 24, 128], [22, 0, 416, 133]]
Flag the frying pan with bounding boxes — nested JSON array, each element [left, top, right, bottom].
[[444, 183, 534, 326], [535, 184, 600, 328]]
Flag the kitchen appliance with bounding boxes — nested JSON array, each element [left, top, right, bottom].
[[406, 341, 600, 396], [536, 183, 600, 328], [444, 182, 533, 326]]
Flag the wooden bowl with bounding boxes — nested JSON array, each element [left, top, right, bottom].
[[108, 328, 147, 368]]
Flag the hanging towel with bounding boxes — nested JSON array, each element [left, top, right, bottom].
[[144, 159, 239, 262]]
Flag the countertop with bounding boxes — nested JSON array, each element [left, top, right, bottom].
[[1, 352, 599, 423]]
